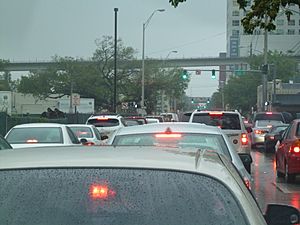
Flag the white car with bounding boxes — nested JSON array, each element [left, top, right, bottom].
[[0, 146, 298, 225], [86, 114, 126, 138], [188, 110, 252, 155], [67, 124, 103, 145], [107, 122, 253, 187], [5, 123, 81, 148]]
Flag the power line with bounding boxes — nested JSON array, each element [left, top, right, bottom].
[[147, 32, 226, 56]]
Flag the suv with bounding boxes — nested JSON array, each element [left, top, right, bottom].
[[86, 114, 126, 138], [189, 110, 251, 155]]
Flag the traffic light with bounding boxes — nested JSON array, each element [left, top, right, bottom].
[[191, 98, 194, 104], [261, 64, 268, 74], [181, 70, 188, 80], [211, 69, 216, 79]]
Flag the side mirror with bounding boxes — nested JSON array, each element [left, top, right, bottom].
[[238, 153, 253, 174], [265, 204, 300, 225], [80, 138, 88, 144], [246, 127, 253, 133], [101, 135, 109, 141]]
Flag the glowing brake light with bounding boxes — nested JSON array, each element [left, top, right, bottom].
[[155, 133, 182, 138], [96, 117, 109, 121], [26, 139, 38, 143], [241, 133, 248, 145], [290, 146, 300, 153], [266, 112, 273, 115], [254, 130, 267, 135], [90, 184, 116, 200], [209, 112, 223, 116]]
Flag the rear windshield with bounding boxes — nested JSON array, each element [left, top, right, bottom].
[[192, 113, 241, 130], [6, 127, 63, 144], [69, 127, 94, 138], [0, 168, 247, 225], [255, 120, 283, 127], [87, 118, 119, 127], [254, 113, 284, 122], [113, 133, 231, 159]]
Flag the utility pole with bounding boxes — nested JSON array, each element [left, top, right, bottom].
[[262, 16, 268, 111], [113, 8, 118, 113]]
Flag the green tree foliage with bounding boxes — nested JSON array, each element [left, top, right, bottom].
[[214, 52, 298, 114], [16, 36, 189, 113], [169, 0, 300, 33]]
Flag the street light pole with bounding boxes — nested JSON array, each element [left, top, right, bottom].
[[141, 9, 165, 110]]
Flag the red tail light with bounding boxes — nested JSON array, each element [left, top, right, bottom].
[[241, 133, 248, 145], [26, 139, 38, 143], [290, 146, 300, 154], [209, 112, 223, 116], [254, 130, 267, 135], [96, 117, 108, 121], [90, 184, 116, 200], [244, 177, 251, 190], [155, 133, 182, 138], [84, 142, 95, 146], [266, 112, 273, 115]]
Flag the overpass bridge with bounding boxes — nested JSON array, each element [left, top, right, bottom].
[[2, 55, 300, 71]]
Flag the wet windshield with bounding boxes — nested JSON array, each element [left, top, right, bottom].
[[0, 168, 247, 225]]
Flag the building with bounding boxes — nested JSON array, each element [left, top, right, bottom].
[[257, 80, 300, 114], [227, 0, 300, 58]]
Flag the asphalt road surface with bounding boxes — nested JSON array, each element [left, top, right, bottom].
[[251, 148, 300, 212]]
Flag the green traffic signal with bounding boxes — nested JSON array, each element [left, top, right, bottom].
[[182, 69, 188, 80], [211, 69, 216, 79]]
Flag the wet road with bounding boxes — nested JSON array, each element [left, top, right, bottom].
[[251, 148, 300, 212]]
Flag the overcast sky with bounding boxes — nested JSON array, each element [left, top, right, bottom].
[[0, 0, 227, 97]]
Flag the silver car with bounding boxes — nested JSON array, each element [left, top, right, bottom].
[[5, 123, 81, 148], [107, 122, 253, 189], [0, 146, 298, 225], [68, 124, 103, 145]]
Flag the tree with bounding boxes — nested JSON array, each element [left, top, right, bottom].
[[169, 0, 300, 33]]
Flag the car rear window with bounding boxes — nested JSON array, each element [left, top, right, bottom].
[[6, 127, 63, 144], [254, 113, 284, 122], [69, 127, 94, 138], [255, 120, 283, 128], [113, 133, 231, 159], [192, 113, 241, 130], [87, 118, 120, 127], [0, 168, 247, 225]]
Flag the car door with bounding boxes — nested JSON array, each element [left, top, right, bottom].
[[276, 124, 292, 171]]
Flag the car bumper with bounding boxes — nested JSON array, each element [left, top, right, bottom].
[[252, 134, 265, 145], [288, 156, 300, 174]]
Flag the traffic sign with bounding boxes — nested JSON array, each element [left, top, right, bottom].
[[72, 93, 80, 106]]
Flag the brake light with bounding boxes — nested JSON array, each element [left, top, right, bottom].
[[254, 130, 267, 135], [84, 142, 95, 146], [209, 112, 223, 116], [267, 125, 272, 128], [90, 184, 116, 200], [241, 133, 248, 145], [26, 139, 38, 143], [266, 112, 273, 115], [290, 146, 300, 153], [155, 133, 182, 138], [244, 177, 251, 190], [96, 117, 109, 121]]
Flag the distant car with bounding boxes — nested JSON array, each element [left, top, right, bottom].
[[86, 114, 126, 138], [108, 122, 253, 185], [0, 135, 12, 150], [145, 118, 160, 124], [67, 124, 103, 145], [5, 123, 81, 148], [1, 146, 298, 225], [264, 124, 289, 153], [275, 119, 300, 183], [146, 115, 164, 122], [251, 120, 284, 148], [124, 116, 147, 126], [252, 112, 286, 124], [188, 110, 252, 156], [160, 112, 179, 122]]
